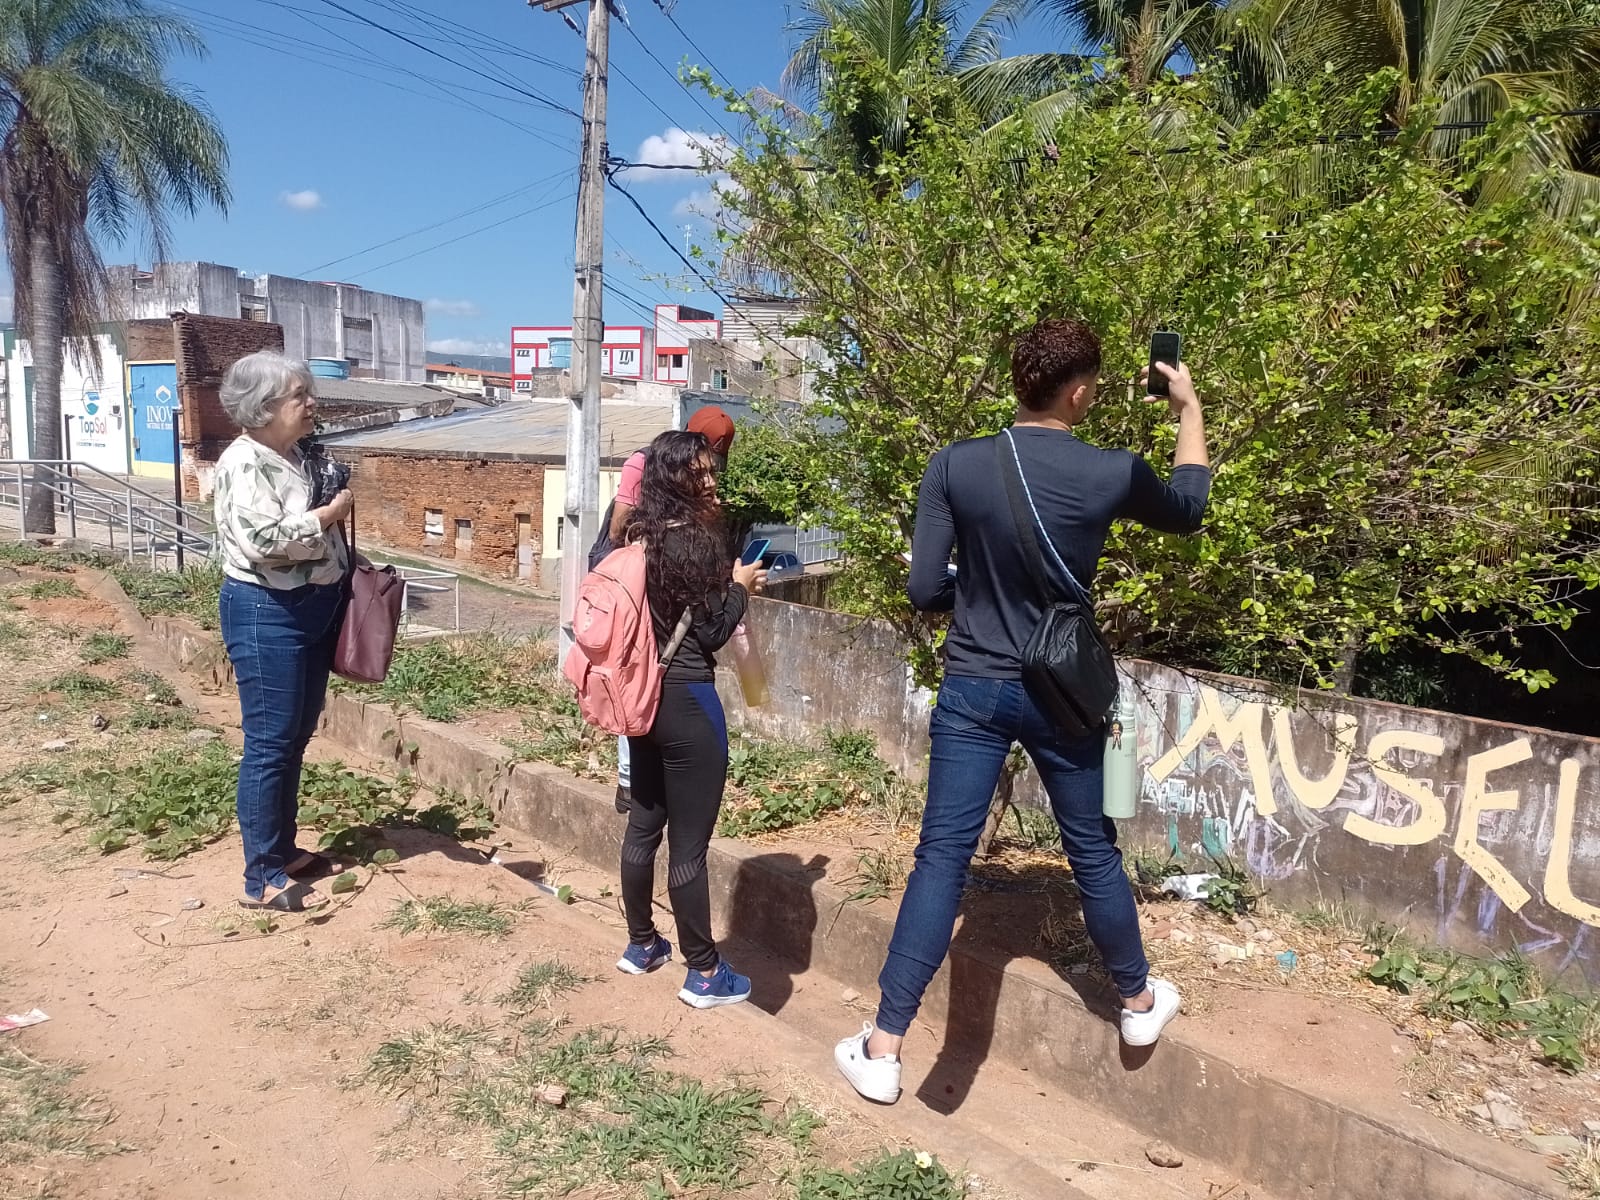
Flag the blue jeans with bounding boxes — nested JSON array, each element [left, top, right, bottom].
[[876, 676, 1149, 1036], [220, 578, 343, 899]]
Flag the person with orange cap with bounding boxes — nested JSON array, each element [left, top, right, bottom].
[[588, 405, 739, 813]]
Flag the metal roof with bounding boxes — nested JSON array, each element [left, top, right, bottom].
[[312, 377, 459, 408], [322, 399, 674, 464]]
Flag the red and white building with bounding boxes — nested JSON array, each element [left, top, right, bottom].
[[510, 305, 724, 395], [510, 324, 647, 392]]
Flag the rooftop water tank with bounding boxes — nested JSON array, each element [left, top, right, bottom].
[[548, 337, 573, 370], [308, 357, 349, 380]]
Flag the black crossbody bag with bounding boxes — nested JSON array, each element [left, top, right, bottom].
[[995, 430, 1119, 737]]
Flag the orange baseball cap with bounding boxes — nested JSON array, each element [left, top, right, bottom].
[[686, 406, 736, 457]]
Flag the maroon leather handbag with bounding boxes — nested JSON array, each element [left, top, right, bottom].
[[333, 515, 404, 684]]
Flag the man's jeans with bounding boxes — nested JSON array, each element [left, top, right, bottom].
[[617, 734, 631, 789], [876, 675, 1150, 1036], [220, 578, 342, 899]]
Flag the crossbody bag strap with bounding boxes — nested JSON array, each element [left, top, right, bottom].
[[996, 434, 1059, 608], [999, 429, 1094, 606], [658, 608, 694, 667]]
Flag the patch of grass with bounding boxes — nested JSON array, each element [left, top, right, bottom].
[[0, 540, 51, 567], [1561, 1139, 1600, 1199], [380, 895, 515, 938], [349, 633, 566, 723], [796, 1149, 965, 1200], [362, 1022, 494, 1097], [38, 670, 120, 701], [127, 671, 181, 707], [109, 562, 223, 629], [842, 847, 908, 903], [78, 632, 130, 664], [1125, 848, 1263, 919], [0, 1044, 119, 1169], [23, 577, 81, 601], [295, 767, 492, 862], [498, 959, 587, 1014], [1365, 936, 1600, 1073], [125, 703, 195, 731], [717, 728, 911, 838], [66, 742, 237, 859], [0, 617, 26, 648]]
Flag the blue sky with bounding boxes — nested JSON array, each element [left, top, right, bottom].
[[113, 1, 1063, 365]]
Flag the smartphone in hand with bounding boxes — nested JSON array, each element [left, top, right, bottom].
[[740, 538, 771, 566], [1147, 330, 1182, 398]]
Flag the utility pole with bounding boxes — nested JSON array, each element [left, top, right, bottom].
[[541, 0, 608, 655]]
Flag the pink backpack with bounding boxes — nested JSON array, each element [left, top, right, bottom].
[[562, 544, 692, 736]]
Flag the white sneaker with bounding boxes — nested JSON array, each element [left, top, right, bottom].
[[1120, 978, 1181, 1046], [834, 1022, 902, 1104]]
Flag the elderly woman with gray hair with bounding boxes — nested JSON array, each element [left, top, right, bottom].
[[214, 351, 354, 911]]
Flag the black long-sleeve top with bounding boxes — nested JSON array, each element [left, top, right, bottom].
[[908, 427, 1211, 679]]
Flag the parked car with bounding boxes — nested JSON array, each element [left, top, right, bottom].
[[762, 551, 804, 579]]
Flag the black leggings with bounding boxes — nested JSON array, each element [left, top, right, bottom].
[[620, 679, 729, 972]]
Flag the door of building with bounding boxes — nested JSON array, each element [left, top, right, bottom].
[[516, 513, 534, 581], [127, 361, 178, 478]]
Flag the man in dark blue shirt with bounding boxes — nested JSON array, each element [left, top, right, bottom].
[[835, 318, 1212, 1104]]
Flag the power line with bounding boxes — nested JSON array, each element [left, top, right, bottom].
[[335, 0, 582, 78], [340, 189, 577, 282], [312, 0, 583, 120], [649, 0, 737, 94], [614, 9, 739, 139], [605, 169, 808, 364], [552, 9, 698, 135], [178, 4, 577, 152], [298, 170, 571, 276]]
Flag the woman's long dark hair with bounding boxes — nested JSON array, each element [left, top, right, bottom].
[[626, 430, 730, 615]]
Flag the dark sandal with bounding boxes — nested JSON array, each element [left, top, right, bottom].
[[238, 883, 330, 913], [285, 851, 337, 880]]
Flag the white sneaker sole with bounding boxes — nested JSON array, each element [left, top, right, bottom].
[[834, 1039, 902, 1104], [677, 987, 750, 1009], [615, 952, 671, 975], [1120, 983, 1181, 1047]]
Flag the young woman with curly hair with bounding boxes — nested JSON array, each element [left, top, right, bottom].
[[613, 429, 767, 1008]]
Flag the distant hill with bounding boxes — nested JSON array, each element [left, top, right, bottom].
[[427, 353, 512, 373]]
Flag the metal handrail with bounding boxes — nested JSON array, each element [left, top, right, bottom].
[[2, 459, 216, 562]]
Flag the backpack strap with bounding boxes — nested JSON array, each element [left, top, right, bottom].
[[658, 608, 693, 667]]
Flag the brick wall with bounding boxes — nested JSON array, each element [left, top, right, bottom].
[[341, 451, 547, 584], [125, 319, 174, 363], [173, 313, 285, 499]]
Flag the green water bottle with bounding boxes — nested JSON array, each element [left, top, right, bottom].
[[1102, 685, 1137, 820]]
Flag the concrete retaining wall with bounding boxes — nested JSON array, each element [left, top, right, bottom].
[[724, 599, 1600, 984]]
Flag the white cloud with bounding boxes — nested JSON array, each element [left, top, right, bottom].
[[427, 337, 510, 359], [673, 178, 746, 222], [623, 128, 730, 181], [424, 298, 480, 318], [281, 189, 323, 211]]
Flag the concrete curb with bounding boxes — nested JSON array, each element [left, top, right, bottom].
[[126, 605, 1560, 1200]]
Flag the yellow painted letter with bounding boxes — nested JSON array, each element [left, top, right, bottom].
[[1273, 709, 1359, 811], [1454, 738, 1534, 912], [1148, 687, 1277, 816], [1342, 730, 1447, 846], [1544, 759, 1600, 926]]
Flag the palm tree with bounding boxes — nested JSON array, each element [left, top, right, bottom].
[[0, 0, 228, 533], [783, 0, 1084, 168]]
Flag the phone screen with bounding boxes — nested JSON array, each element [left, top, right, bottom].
[[1148, 331, 1182, 398], [741, 538, 770, 566]]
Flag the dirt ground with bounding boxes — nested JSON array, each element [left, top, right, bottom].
[[2, 557, 1585, 1200], [0, 562, 1265, 1200]]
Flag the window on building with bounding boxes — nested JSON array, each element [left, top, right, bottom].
[[672, 354, 685, 368], [555, 516, 564, 550], [455, 518, 474, 555], [710, 369, 729, 391], [424, 508, 443, 545], [657, 354, 671, 371], [751, 359, 767, 374]]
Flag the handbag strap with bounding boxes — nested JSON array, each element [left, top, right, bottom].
[[996, 430, 1092, 607]]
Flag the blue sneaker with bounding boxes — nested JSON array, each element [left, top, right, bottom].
[[616, 935, 672, 975], [677, 959, 751, 1009]]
